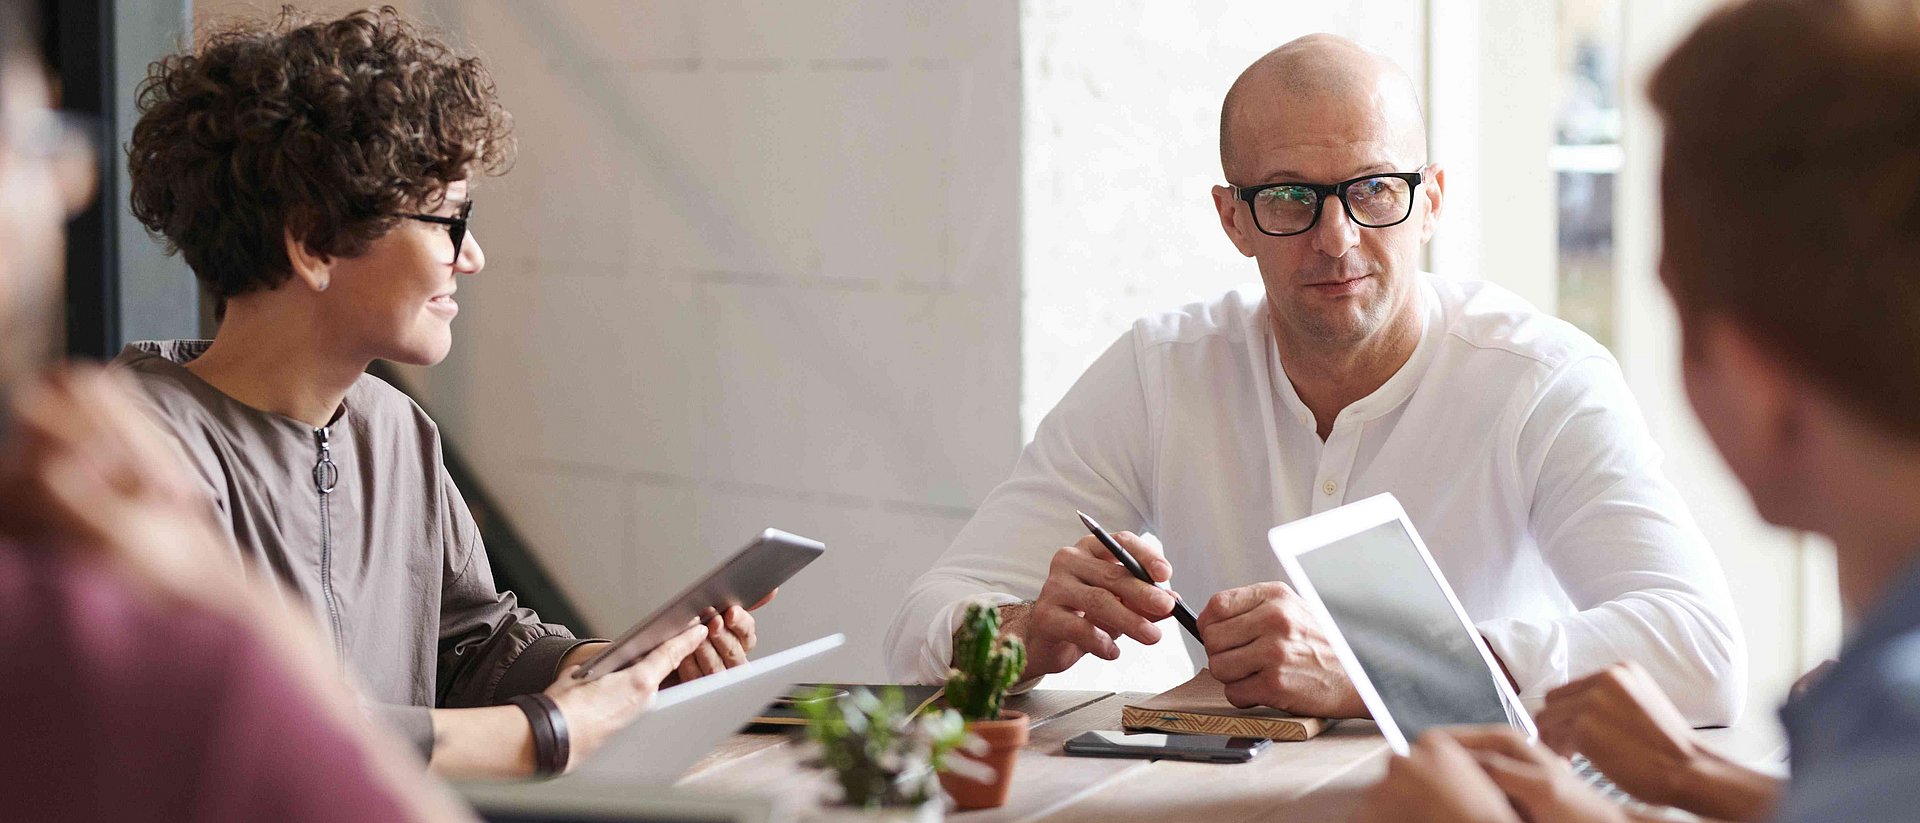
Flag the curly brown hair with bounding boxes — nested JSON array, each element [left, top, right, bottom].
[[128, 5, 513, 311]]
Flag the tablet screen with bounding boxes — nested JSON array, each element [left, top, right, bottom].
[[1293, 520, 1514, 741]]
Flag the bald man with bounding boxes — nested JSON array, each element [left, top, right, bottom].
[[885, 36, 1745, 724]]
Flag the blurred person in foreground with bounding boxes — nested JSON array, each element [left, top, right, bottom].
[[0, 1, 472, 819], [1355, 0, 1920, 821], [112, 5, 744, 780]]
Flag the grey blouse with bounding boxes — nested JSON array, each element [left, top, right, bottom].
[[115, 340, 589, 758]]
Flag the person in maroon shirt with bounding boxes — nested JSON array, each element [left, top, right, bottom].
[[0, 3, 473, 820]]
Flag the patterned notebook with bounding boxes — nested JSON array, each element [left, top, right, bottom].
[[1121, 669, 1333, 741]]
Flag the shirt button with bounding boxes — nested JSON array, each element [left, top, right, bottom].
[[1322, 480, 1337, 495]]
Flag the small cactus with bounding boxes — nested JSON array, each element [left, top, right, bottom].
[[946, 602, 1027, 721]]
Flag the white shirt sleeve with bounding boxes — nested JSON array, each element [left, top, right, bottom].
[[883, 330, 1158, 683], [1477, 354, 1748, 725]]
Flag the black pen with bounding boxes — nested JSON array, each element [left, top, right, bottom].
[[1076, 510, 1204, 643]]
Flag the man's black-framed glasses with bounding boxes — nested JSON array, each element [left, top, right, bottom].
[[1233, 169, 1424, 237], [401, 200, 472, 263]]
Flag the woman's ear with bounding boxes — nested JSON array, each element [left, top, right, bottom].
[[283, 224, 333, 293]]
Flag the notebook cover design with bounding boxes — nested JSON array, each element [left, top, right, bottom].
[[1121, 669, 1333, 741]]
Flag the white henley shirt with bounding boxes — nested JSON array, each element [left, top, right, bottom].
[[884, 274, 1746, 724]]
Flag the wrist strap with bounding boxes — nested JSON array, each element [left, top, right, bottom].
[[509, 694, 571, 777]]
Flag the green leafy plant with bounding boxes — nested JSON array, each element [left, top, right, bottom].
[[799, 686, 972, 809], [945, 602, 1027, 722]]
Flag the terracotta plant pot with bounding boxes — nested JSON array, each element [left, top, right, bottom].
[[938, 711, 1029, 810]]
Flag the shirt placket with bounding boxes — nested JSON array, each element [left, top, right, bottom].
[[1311, 417, 1364, 514]]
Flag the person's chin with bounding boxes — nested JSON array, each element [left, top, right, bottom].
[[386, 328, 455, 367]]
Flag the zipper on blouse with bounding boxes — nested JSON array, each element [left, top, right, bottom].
[[312, 426, 345, 658]]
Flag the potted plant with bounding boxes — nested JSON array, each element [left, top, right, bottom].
[[798, 686, 975, 822], [938, 602, 1030, 810]]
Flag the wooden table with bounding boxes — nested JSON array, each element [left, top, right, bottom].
[[678, 690, 1787, 822]]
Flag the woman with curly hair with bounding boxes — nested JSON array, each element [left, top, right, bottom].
[[112, 6, 756, 779]]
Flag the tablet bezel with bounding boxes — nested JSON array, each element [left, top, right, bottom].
[[575, 528, 824, 681], [1267, 492, 1535, 755]]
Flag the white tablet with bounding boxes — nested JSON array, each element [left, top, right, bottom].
[[577, 528, 824, 681], [1267, 493, 1533, 755]]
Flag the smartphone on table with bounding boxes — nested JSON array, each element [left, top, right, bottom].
[[1063, 730, 1270, 763]]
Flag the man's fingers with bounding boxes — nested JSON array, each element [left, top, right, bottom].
[[1035, 604, 1118, 659], [1196, 582, 1294, 632], [1059, 548, 1175, 618], [747, 589, 778, 611], [1204, 640, 1272, 683], [1111, 531, 1172, 583], [630, 623, 711, 685], [1066, 531, 1175, 586], [1062, 583, 1161, 644], [1472, 749, 1557, 809], [1442, 726, 1547, 764]]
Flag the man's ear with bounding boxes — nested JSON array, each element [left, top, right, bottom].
[[1212, 185, 1257, 258], [1418, 163, 1445, 244], [283, 224, 333, 293], [1701, 315, 1806, 452]]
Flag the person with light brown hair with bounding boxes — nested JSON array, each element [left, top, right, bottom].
[[1354, 0, 1920, 820], [113, 5, 753, 780]]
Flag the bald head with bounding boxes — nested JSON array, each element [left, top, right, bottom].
[[1219, 34, 1428, 181]]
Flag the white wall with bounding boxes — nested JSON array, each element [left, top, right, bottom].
[[1425, 0, 1559, 309], [436, 0, 1023, 681]]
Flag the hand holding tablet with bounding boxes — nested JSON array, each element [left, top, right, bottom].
[[574, 528, 825, 682]]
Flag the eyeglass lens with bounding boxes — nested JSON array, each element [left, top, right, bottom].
[[450, 202, 470, 260]]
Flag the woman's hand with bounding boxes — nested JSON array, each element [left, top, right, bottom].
[[673, 589, 776, 684], [545, 623, 710, 770], [0, 366, 237, 602]]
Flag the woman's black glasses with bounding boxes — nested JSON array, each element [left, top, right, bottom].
[[401, 200, 472, 263]]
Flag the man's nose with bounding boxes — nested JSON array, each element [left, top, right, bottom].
[[1310, 195, 1360, 258]]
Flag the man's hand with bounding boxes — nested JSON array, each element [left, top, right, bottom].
[[1197, 581, 1365, 717], [1445, 727, 1629, 823], [1001, 531, 1178, 680], [546, 623, 709, 772], [1537, 661, 1778, 820], [1353, 730, 1525, 823]]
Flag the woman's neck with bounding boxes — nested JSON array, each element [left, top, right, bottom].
[[185, 302, 368, 429]]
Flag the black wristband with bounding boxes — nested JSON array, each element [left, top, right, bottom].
[[509, 694, 571, 777]]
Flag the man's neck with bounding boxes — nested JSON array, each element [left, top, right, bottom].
[[1272, 292, 1423, 440], [186, 301, 368, 430], [1819, 423, 1920, 627]]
